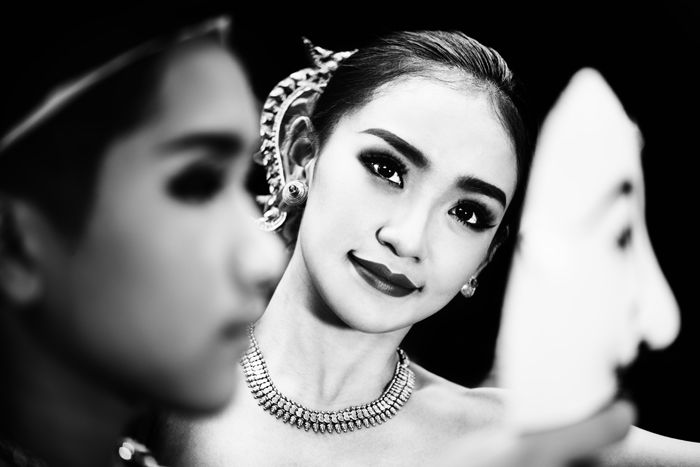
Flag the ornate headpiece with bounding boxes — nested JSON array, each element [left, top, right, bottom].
[[254, 38, 356, 232]]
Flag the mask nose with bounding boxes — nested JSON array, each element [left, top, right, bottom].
[[634, 227, 680, 351]]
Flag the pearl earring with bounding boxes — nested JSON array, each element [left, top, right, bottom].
[[460, 276, 478, 298]]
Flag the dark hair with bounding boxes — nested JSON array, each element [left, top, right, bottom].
[[310, 30, 532, 241], [0, 34, 226, 243], [0, 57, 161, 241], [0, 59, 165, 240]]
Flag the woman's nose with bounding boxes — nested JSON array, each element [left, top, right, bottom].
[[375, 205, 430, 262], [230, 193, 288, 297]]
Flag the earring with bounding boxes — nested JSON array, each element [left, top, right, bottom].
[[460, 276, 478, 298], [281, 179, 308, 207]]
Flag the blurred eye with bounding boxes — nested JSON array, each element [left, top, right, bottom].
[[359, 152, 406, 188], [617, 226, 633, 249], [449, 202, 497, 232], [167, 161, 226, 203]]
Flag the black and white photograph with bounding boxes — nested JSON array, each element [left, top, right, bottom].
[[1, 1, 698, 465]]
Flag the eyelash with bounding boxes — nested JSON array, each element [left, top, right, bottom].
[[167, 160, 227, 203], [449, 202, 497, 232], [359, 151, 497, 233], [359, 151, 407, 188]]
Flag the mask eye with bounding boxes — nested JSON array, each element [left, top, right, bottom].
[[616, 226, 633, 250]]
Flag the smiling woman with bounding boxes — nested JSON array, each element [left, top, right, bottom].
[[154, 30, 536, 466], [298, 76, 517, 334]]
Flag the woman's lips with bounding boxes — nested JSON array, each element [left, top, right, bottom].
[[348, 252, 419, 298]]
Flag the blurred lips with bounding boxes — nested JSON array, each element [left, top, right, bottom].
[[348, 252, 419, 298], [221, 320, 251, 355]]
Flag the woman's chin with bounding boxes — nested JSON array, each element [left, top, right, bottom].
[[148, 371, 238, 417], [330, 304, 416, 335]]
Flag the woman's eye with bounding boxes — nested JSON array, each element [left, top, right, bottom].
[[451, 205, 479, 225], [449, 203, 496, 232], [359, 153, 406, 188], [372, 162, 402, 186], [167, 161, 226, 203]]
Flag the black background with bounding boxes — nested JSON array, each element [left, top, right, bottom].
[[226, 1, 700, 442]]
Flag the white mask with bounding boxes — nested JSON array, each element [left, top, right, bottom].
[[496, 68, 680, 432]]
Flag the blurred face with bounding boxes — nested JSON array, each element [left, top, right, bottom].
[[38, 42, 286, 411], [497, 68, 680, 431], [298, 77, 517, 333]]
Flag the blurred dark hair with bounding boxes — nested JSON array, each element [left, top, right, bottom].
[[0, 24, 227, 243], [0, 55, 162, 241]]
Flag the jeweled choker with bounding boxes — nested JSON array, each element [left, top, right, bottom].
[[241, 326, 415, 434]]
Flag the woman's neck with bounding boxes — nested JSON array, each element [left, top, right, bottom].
[[0, 313, 136, 467], [254, 248, 411, 410]]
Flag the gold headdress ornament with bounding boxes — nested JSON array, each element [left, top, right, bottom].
[[254, 38, 357, 232]]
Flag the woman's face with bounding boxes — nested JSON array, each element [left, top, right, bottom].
[[37, 43, 286, 412], [298, 77, 517, 333]]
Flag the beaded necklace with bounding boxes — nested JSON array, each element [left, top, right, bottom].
[[241, 326, 415, 434]]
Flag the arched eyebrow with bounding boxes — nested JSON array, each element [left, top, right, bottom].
[[587, 179, 636, 223], [158, 131, 245, 159], [620, 180, 633, 195], [603, 179, 634, 205], [457, 176, 507, 207], [361, 127, 507, 206], [360, 128, 429, 168], [608, 179, 634, 206]]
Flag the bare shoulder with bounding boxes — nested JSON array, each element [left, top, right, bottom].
[[598, 425, 700, 466], [407, 363, 506, 435], [146, 411, 217, 466]]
